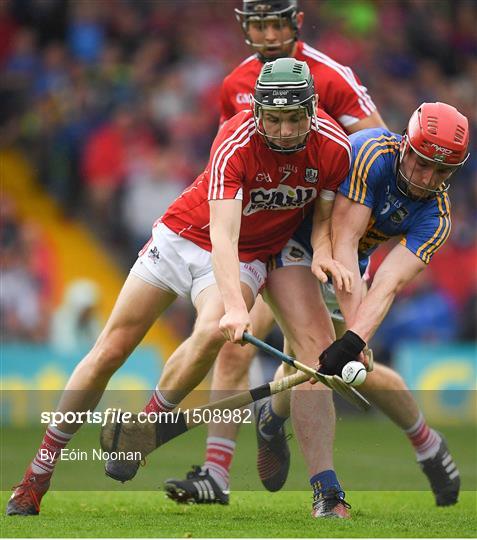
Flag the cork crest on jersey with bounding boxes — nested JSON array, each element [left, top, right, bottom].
[[246, 158, 319, 215]]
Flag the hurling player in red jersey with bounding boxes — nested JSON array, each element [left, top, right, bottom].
[[7, 59, 352, 517], [164, 0, 387, 506], [220, 0, 385, 129]]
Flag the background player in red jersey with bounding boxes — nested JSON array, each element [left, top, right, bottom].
[[221, 0, 385, 130], [164, 0, 388, 503], [7, 58, 352, 518]]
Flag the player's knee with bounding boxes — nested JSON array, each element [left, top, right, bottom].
[[190, 320, 225, 360], [217, 341, 254, 371], [291, 333, 332, 366], [88, 336, 131, 376], [214, 345, 251, 387]]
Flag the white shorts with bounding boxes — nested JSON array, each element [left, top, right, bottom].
[[131, 222, 267, 305], [273, 238, 369, 322]]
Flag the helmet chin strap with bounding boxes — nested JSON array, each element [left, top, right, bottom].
[[255, 107, 313, 154], [250, 37, 296, 62], [396, 170, 437, 201], [395, 152, 452, 201], [266, 139, 308, 153], [239, 9, 298, 61]]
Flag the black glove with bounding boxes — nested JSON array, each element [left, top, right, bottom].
[[319, 330, 366, 376]]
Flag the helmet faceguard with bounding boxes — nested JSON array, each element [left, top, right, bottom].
[[397, 102, 470, 200], [235, 0, 299, 60], [253, 57, 316, 153]]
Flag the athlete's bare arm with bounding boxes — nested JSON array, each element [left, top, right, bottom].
[[310, 196, 353, 293], [330, 193, 371, 325], [348, 244, 426, 342], [331, 193, 426, 341], [209, 199, 251, 342]]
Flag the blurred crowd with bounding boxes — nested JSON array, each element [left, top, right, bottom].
[[0, 194, 103, 351], [1, 0, 476, 357], [0, 195, 54, 342]]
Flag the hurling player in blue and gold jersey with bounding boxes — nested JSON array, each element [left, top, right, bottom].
[[261, 102, 469, 516], [322, 102, 468, 367]]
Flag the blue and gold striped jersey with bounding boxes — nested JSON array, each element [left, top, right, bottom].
[[292, 128, 451, 273]]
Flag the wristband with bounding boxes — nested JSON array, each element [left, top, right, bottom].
[[341, 330, 366, 356]]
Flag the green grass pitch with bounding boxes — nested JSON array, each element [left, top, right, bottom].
[[1, 416, 476, 537], [2, 490, 476, 538]]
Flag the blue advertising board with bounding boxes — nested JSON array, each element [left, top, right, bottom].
[[394, 343, 476, 424], [1, 344, 163, 425]]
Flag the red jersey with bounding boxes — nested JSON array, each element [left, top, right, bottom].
[[161, 109, 351, 262], [219, 41, 376, 129]]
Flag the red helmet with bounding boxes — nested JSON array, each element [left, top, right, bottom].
[[398, 102, 470, 198], [405, 102, 469, 166]]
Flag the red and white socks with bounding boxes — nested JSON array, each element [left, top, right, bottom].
[[203, 437, 236, 491], [29, 387, 175, 478], [143, 386, 177, 415], [405, 412, 442, 461], [145, 390, 234, 492], [31, 425, 74, 476]]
